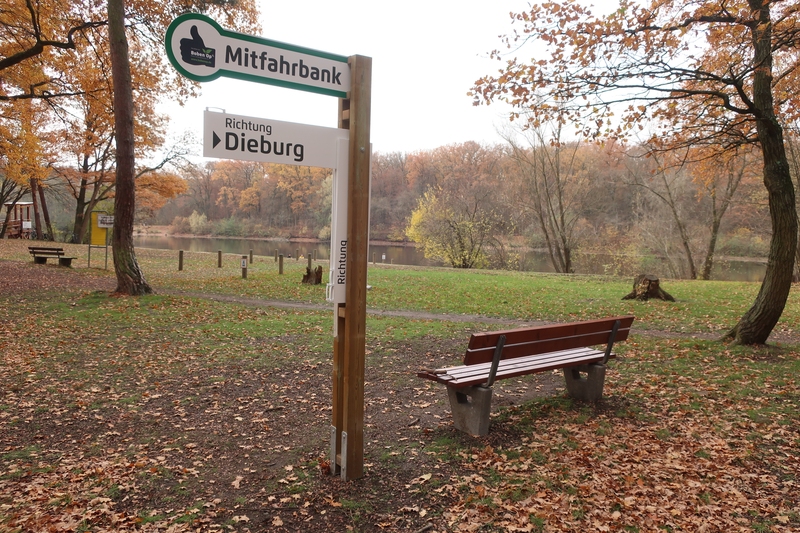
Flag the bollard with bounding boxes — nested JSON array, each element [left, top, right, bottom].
[[217, 250, 222, 268], [241, 255, 248, 279], [307, 254, 312, 271], [313, 250, 317, 261], [295, 249, 300, 261], [372, 252, 376, 265], [274, 249, 278, 262], [249, 249, 253, 264], [178, 250, 184, 271], [279, 254, 284, 275]]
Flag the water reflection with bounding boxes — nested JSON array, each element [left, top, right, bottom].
[[132, 235, 765, 282]]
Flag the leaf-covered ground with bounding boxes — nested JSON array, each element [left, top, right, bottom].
[[0, 247, 798, 532]]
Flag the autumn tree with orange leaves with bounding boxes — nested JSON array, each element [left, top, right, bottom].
[[473, 0, 800, 345], [1, 0, 259, 295]]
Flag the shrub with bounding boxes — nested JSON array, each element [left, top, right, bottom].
[[170, 216, 191, 235], [188, 211, 211, 235], [213, 217, 244, 237]]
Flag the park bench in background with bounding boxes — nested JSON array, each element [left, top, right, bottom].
[[417, 315, 635, 435], [28, 246, 77, 267]]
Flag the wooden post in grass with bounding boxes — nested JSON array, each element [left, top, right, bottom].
[[331, 54, 371, 481], [178, 250, 184, 271], [279, 254, 284, 275], [249, 249, 253, 264], [241, 255, 247, 279], [217, 250, 222, 268]]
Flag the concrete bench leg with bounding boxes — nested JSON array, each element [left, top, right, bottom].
[[446, 385, 493, 436], [33, 257, 48, 264], [58, 257, 73, 267], [563, 363, 606, 402]]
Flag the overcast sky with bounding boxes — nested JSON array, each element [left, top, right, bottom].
[[163, 0, 531, 156]]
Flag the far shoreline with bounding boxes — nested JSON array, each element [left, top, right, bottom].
[[133, 225, 418, 248]]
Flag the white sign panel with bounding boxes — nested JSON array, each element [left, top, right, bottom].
[[204, 111, 348, 168], [166, 13, 350, 98], [326, 137, 351, 308], [97, 215, 114, 228]]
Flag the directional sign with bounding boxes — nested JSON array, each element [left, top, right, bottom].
[[166, 13, 350, 98], [204, 111, 348, 168]]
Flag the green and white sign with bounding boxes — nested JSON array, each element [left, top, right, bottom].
[[165, 13, 350, 98]]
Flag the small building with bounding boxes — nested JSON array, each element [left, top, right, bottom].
[[3, 201, 34, 239]]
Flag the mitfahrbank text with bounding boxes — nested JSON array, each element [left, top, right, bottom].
[[225, 46, 345, 86]]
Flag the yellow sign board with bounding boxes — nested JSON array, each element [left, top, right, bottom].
[[90, 211, 108, 246]]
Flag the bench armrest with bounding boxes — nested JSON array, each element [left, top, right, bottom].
[[483, 334, 506, 388], [601, 320, 621, 365]]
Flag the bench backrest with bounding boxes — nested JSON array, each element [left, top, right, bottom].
[[29, 247, 64, 253], [464, 315, 635, 366]]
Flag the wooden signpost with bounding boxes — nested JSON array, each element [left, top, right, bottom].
[[331, 56, 371, 480], [166, 14, 371, 480]]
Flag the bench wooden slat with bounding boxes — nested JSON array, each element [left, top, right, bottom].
[[29, 247, 65, 256], [438, 347, 607, 378], [420, 347, 613, 388], [464, 316, 634, 365], [447, 353, 610, 387]]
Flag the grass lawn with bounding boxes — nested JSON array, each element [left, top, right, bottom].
[[0, 239, 798, 532]]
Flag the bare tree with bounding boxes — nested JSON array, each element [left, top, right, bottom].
[[504, 124, 587, 273]]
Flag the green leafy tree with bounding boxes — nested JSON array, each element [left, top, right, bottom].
[[406, 190, 493, 268]]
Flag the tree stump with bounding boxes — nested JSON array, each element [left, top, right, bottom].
[[622, 274, 675, 301], [302, 265, 323, 285]]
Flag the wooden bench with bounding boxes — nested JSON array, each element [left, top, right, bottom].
[[417, 315, 635, 435], [28, 246, 77, 267]]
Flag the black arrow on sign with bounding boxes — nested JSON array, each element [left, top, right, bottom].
[[212, 131, 221, 148]]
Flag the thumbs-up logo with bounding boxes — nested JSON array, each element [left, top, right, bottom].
[[180, 25, 215, 68]]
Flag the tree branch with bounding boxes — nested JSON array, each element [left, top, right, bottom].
[[0, 1, 106, 72]]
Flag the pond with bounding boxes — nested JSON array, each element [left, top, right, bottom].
[[132, 235, 766, 282]]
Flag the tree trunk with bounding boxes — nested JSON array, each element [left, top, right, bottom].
[[37, 183, 54, 240], [699, 223, 719, 281], [0, 209, 9, 239], [725, 1, 796, 345], [73, 175, 89, 243], [107, 0, 152, 296], [29, 178, 43, 240], [788, 135, 800, 282], [301, 265, 323, 285]]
